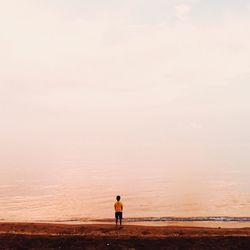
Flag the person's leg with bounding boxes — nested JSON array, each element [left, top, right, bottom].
[[115, 212, 118, 226], [119, 212, 122, 225]]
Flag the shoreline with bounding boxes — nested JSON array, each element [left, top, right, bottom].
[[2, 218, 250, 229], [0, 222, 250, 249]]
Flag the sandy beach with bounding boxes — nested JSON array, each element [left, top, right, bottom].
[[0, 222, 250, 249]]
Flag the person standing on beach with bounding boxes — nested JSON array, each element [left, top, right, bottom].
[[114, 195, 123, 226]]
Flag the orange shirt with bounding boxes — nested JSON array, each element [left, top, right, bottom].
[[114, 201, 123, 212]]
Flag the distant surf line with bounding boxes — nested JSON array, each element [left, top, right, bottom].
[[45, 216, 250, 223]]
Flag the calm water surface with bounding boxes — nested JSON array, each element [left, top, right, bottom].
[[1, 159, 250, 223]]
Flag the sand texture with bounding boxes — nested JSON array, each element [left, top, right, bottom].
[[0, 222, 250, 249]]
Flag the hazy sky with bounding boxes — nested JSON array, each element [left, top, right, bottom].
[[1, 0, 250, 178]]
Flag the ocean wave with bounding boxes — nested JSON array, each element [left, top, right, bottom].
[[92, 217, 250, 223], [38, 216, 250, 224]]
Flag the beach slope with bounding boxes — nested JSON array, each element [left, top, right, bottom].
[[0, 222, 250, 249]]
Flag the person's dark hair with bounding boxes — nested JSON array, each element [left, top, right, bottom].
[[116, 195, 120, 201]]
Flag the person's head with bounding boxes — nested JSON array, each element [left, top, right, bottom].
[[116, 195, 121, 201]]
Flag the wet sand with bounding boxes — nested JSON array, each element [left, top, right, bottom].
[[0, 222, 250, 249]]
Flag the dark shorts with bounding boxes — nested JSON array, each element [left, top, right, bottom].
[[115, 212, 122, 219]]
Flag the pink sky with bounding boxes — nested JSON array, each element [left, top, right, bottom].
[[0, 0, 250, 181]]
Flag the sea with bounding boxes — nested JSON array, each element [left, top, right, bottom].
[[1, 158, 250, 228]]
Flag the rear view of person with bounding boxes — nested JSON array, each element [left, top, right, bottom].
[[114, 195, 123, 226]]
